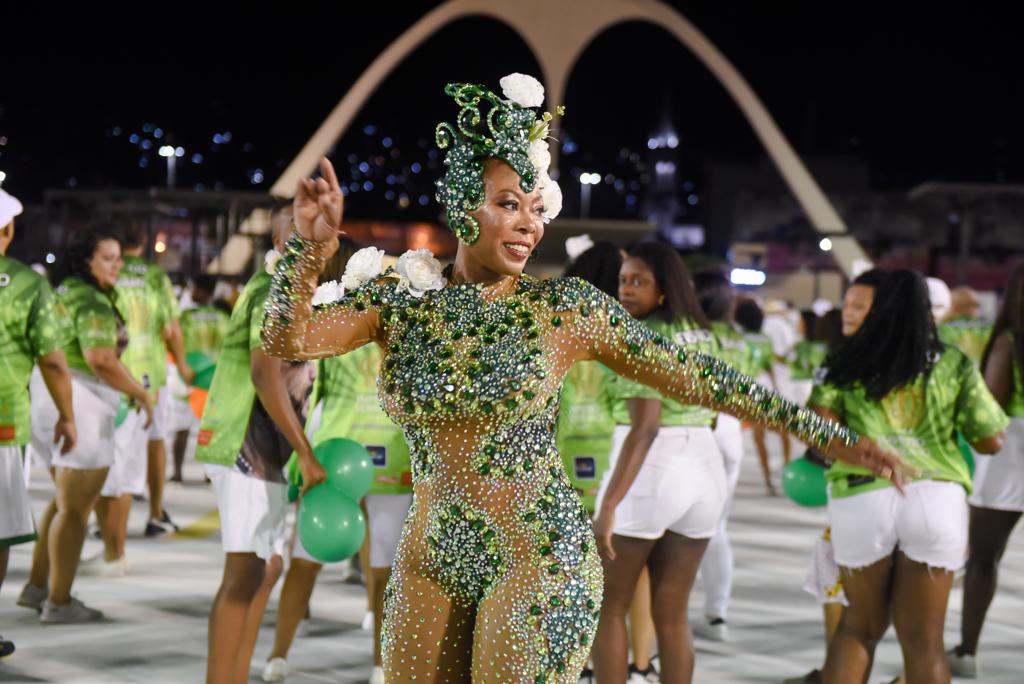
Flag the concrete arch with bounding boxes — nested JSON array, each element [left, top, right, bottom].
[[268, 0, 868, 275]]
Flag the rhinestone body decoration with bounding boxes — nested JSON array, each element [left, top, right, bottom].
[[262, 234, 857, 682]]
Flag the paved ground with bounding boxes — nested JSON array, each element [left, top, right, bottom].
[[2, 433, 1022, 683]]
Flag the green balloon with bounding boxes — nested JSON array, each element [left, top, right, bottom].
[[186, 351, 215, 374], [956, 431, 975, 477], [114, 396, 130, 428], [315, 438, 374, 499], [782, 456, 828, 507], [192, 364, 216, 390], [287, 483, 300, 503], [298, 485, 365, 563]]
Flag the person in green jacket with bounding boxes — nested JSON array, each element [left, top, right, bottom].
[[810, 270, 1006, 682], [938, 286, 993, 367]]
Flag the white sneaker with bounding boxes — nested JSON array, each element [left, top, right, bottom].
[[40, 597, 104, 624], [17, 583, 48, 612], [692, 616, 728, 642], [369, 665, 385, 684], [262, 657, 289, 682], [78, 555, 128, 577], [946, 648, 978, 678], [362, 610, 375, 631]]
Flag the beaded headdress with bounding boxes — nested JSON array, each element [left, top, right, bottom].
[[434, 73, 564, 245]]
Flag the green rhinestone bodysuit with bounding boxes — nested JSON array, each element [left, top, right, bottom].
[[262, 234, 855, 683]]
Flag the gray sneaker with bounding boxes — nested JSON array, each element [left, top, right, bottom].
[[40, 597, 104, 624], [16, 583, 48, 612], [946, 648, 978, 678]]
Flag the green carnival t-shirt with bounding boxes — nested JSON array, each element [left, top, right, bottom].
[[939, 316, 992, 367], [711, 321, 758, 377], [115, 256, 178, 392], [743, 331, 775, 374], [195, 270, 270, 466], [606, 316, 721, 427], [810, 346, 1008, 498], [181, 305, 231, 361], [557, 360, 615, 512], [790, 340, 829, 381], [304, 345, 413, 495], [57, 277, 123, 377], [0, 256, 69, 445]]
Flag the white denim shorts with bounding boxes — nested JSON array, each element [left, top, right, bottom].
[[828, 479, 968, 572], [596, 425, 727, 540]]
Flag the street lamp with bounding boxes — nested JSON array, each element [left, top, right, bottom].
[[159, 145, 176, 188], [579, 171, 600, 219]]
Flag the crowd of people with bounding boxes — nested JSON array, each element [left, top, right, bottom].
[[1, 72, 1021, 684]]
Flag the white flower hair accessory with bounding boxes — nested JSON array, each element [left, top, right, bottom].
[[312, 280, 344, 306], [264, 248, 283, 275], [341, 246, 385, 292], [565, 234, 595, 262], [500, 73, 545, 108], [538, 173, 563, 223], [395, 249, 446, 298]]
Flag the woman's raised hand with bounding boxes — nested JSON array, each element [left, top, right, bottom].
[[293, 157, 344, 243]]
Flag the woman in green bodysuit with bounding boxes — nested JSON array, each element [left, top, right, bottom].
[[262, 75, 904, 683]]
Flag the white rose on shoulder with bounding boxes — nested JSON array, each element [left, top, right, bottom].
[[312, 280, 344, 306], [538, 174, 563, 223], [264, 248, 283, 275], [528, 139, 551, 176], [500, 73, 545, 108], [341, 246, 385, 291], [395, 249, 446, 298]]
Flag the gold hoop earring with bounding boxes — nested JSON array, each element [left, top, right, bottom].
[[658, 295, 665, 306]]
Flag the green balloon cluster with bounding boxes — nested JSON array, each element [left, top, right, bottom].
[[186, 351, 216, 390], [297, 438, 374, 563], [782, 456, 828, 507]]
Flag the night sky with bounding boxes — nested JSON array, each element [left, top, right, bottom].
[[5, 3, 1024, 223]]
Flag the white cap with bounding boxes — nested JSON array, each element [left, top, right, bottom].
[[564, 234, 595, 262], [0, 189, 23, 228], [926, 277, 951, 322]]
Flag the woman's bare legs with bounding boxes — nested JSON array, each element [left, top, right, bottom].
[[646, 532, 709, 684], [629, 568, 656, 671], [48, 467, 108, 605], [207, 552, 270, 684], [822, 555, 894, 684], [593, 534, 656, 683], [890, 552, 953, 683], [268, 558, 322, 660]]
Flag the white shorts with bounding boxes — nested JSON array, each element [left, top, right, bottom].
[[828, 480, 968, 572], [0, 446, 35, 546], [147, 386, 170, 441], [713, 413, 744, 497], [596, 425, 727, 540], [168, 395, 196, 434], [101, 408, 149, 497], [789, 379, 814, 406], [803, 527, 848, 606], [205, 464, 288, 561], [30, 369, 119, 471], [970, 416, 1024, 512]]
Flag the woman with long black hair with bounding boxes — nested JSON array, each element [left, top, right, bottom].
[[811, 269, 1007, 682], [592, 242, 726, 683], [951, 262, 1024, 678]]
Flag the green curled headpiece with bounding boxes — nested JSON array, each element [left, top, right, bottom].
[[434, 73, 564, 245]]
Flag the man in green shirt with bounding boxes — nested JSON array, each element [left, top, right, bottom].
[[0, 190, 77, 656]]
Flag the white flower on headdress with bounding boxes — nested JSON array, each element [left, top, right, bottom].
[[565, 234, 595, 262], [538, 174, 563, 223], [528, 139, 552, 176], [341, 246, 385, 291], [500, 73, 545, 108], [312, 280, 344, 306], [395, 249, 446, 298], [264, 248, 282, 275]]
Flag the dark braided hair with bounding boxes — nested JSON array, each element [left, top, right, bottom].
[[822, 269, 942, 401], [626, 241, 709, 328], [982, 262, 1024, 376]]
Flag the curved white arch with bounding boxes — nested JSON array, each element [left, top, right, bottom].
[[267, 0, 867, 275]]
